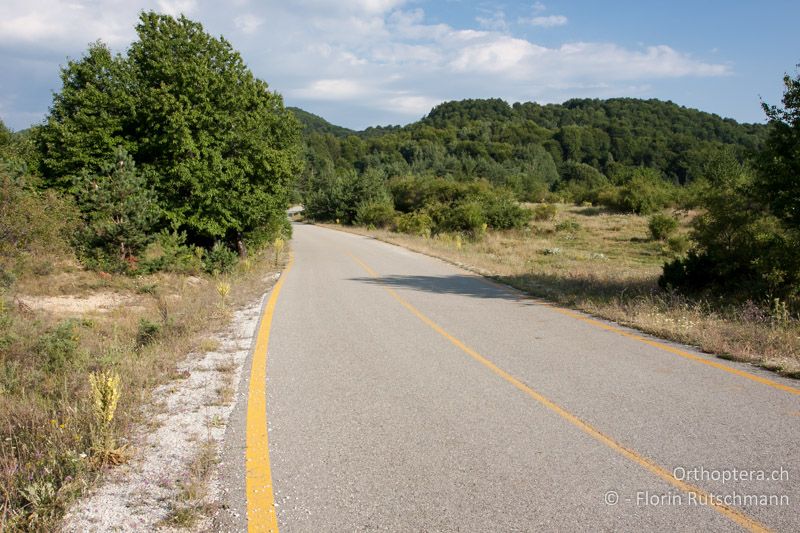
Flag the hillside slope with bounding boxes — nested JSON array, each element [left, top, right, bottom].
[[295, 97, 767, 201]]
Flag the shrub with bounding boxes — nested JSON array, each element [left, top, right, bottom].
[[443, 201, 486, 236], [0, 168, 78, 279], [555, 219, 581, 233], [38, 321, 82, 372], [594, 167, 677, 214], [614, 170, 673, 214], [532, 203, 558, 221], [396, 212, 433, 237], [136, 318, 162, 347], [204, 242, 238, 274], [648, 213, 679, 241], [482, 192, 532, 230], [390, 176, 528, 236], [141, 231, 203, 274], [658, 152, 800, 301], [355, 199, 397, 228], [666, 234, 690, 255]]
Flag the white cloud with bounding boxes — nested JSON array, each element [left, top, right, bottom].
[[156, 0, 197, 17], [451, 37, 541, 74], [526, 15, 568, 27], [0, 1, 135, 47], [295, 79, 370, 100], [476, 10, 508, 31], [234, 13, 263, 35], [386, 94, 440, 115], [0, 0, 732, 130]]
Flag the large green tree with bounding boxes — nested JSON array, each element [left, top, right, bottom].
[[38, 13, 302, 251], [757, 69, 800, 226], [661, 68, 800, 302], [38, 43, 135, 188]]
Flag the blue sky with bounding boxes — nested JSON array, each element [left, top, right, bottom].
[[0, 1, 797, 131]]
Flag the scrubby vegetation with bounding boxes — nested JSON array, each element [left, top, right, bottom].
[[304, 171, 531, 237], [0, 11, 297, 530], [662, 70, 800, 306]]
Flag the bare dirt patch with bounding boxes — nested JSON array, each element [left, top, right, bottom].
[[18, 292, 136, 315]]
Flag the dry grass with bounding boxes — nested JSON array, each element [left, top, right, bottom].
[[324, 204, 800, 378], [198, 338, 220, 353], [0, 244, 288, 531], [159, 440, 218, 528]]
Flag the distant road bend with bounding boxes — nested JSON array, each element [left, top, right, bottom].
[[231, 222, 799, 532]]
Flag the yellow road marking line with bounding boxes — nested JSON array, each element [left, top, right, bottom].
[[476, 275, 800, 396], [348, 253, 770, 533], [246, 253, 294, 533]]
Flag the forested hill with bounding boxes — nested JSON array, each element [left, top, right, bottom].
[[289, 107, 354, 137], [296, 97, 767, 202]]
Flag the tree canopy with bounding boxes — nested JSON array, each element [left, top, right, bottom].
[[662, 68, 800, 303], [38, 12, 302, 250]]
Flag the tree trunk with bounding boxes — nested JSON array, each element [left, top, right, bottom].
[[236, 233, 247, 258]]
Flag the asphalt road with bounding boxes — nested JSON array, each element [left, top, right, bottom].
[[223, 222, 799, 532]]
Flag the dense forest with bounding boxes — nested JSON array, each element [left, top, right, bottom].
[[294, 97, 767, 210]]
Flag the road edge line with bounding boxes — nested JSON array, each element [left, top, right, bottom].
[[245, 253, 294, 533]]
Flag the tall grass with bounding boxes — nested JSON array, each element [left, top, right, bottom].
[[0, 245, 287, 530]]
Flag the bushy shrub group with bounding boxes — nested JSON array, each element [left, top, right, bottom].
[[532, 203, 557, 221], [660, 145, 800, 304], [305, 171, 531, 237], [592, 168, 678, 214], [355, 198, 396, 228], [483, 193, 531, 230], [648, 213, 679, 241], [389, 177, 530, 236], [0, 166, 78, 280], [396, 212, 433, 236], [304, 168, 387, 224]]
